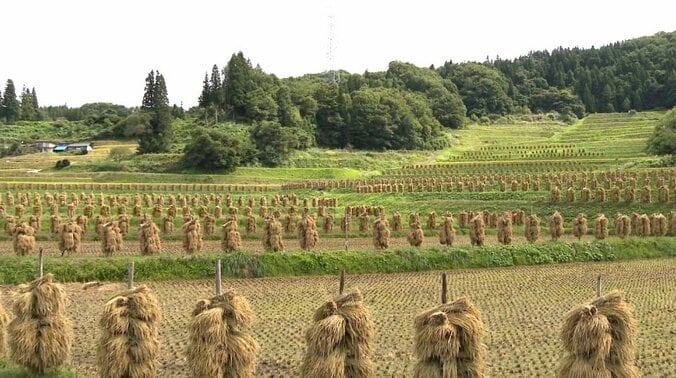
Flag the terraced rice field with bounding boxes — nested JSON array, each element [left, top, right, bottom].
[[1, 258, 674, 377]]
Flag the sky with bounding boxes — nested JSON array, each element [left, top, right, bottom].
[[1, 0, 674, 109]]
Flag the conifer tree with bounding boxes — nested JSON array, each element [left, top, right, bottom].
[[138, 70, 172, 153], [2, 79, 20, 123]]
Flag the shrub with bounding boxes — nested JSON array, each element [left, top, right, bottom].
[[54, 159, 71, 169]]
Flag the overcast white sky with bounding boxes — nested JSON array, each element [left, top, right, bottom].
[[1, 0, 673, 108]]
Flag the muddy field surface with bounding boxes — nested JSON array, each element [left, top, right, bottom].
[[1, 258, 674, 377]]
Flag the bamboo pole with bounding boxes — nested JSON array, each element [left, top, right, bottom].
[[37, 247, 44, 278], [441, 272, 448, 304], [127, 262, 135, 290], [339, 269, 346, 295], [596, 275, 602, 297], [215, 259, 223, 296]]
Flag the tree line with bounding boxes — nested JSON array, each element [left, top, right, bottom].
[[1, 31, 673, 170], [194, 31, 674, 151], [0, 79, 40, 122]]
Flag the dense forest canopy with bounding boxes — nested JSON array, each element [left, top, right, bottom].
[[0, 31, 674, 166]]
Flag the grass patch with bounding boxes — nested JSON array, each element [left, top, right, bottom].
[[0, 239, 673, 284], [0, 359, 81, 378]]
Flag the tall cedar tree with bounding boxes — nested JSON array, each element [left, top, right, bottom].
[[138, 71, 172, 153], [2, 79, 20, 123], [20, 87, 37, 121]]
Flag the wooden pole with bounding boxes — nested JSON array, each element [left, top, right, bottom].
[[441, 272, 448, 304], [596, 275, 602, 297], [37, 247, 44, 278], [339, 269, 346, 295], [215, 259, 223, 296], [127, 262, 135, 290]]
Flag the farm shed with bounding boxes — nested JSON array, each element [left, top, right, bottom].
[[34, 141, 56, 152], [66, 143, 93, 153]]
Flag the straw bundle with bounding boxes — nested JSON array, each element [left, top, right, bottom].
[[0, 291, 7, 357], [640, 185, 652, 203], [356, 211, 369, 232], [323, 214, 334, 233], [549, 211, 565, 241], [298, 214, 319, 250], [301, 289, 374, 378], [670, 211, 676, 236], [263, 216, 284, 252], [221, 216, 242, 252], [246, 214, 257, 233], [497, 211, 512, 245], [623, 186, 635, 203], [439, 213, 456, 246], [513, 209, 525, 226], [608, 186, 619, 203], [163, 215, 174, 234], [187, 290, 259, 377], [58, 221, 82, 256], [636, 214, 651, 237], [427, 211, 437, 230], [557, 291, 638, 378], [596, 187, 606, 202], [469, 215, 485, 246], [409, 212, 420, 229], [566, 187, 575, 203], [102, 222, 123, 256], [50, 214, 61, 234], [391, 212, 402, 232], [651, 213, 667, 236], [183, 218, 203, 254], [594, 214, 609, 240], [658, 185, 669, 203], [204, 214, 216, 236], [341, 214, 351, 233], [551, 187, 561, 202], [407, 221, 424, 247], [83, 204, 93, 218], [117, 214, 129, 236], [28, 215, 40, 232], [459, 211, 469, 228], [572, 213, 588, 240], [97, 285, 161, 378], [369, 216, 390, 250], [284, 213, 298, 234], [525, 214, 540, 243], [139, 218, 162, 255], [13, 222, 36, 256], [94, 215, 106, 236], [15, 204, 25, 218], [8, 274, 72, 374], [76, 214, 88, 234], [580, 187, 591, 202], [614, 214, 631, 239], [4, 215, 15, 235], [413, 297, 486, 378]]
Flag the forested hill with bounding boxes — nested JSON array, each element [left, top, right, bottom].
[[1, 31, 673, 155], [466, 31, 675, 115], [191, 31, 674, 150]]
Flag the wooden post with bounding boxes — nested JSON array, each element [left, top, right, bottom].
[[344, 217, 349, 252], [215, 259, 223, 296], [127, 262, 135, 290], [441, 272, 448, 304], [339, 269, 346, 295], [596, 275, 602, 297], [37, 247, 44, 278]]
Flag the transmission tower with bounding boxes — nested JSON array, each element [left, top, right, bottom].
[[326, 1, 339, 84]]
